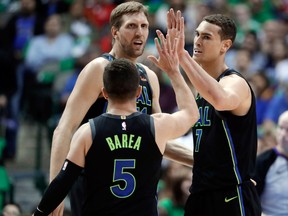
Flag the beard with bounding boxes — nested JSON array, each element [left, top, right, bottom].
[[120, 38, 146, 58]]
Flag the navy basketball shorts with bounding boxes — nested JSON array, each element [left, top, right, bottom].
[[184, 181, 261, 216]]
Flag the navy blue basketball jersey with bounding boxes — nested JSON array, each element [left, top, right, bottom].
[[82, 112, 162, 216], [81, 53, 153, 124], [191, 69, 258, 193], [102, 53, 153, 114]]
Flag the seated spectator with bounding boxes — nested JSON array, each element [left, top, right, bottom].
[[158, 165, 192, 216], [25, 14, 74, 74], [0, 0, 44, 160], [61, 0, 93, 58], [254, 110, 288, 216], [22, 13, 74, 121], [1, 203, 22, 216], [226, 30, 267, 77], [262, 82, 288, 133], [248, 72, 274, 126]]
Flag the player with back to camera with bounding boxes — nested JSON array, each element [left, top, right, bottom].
[[32, 46, 199, 215]]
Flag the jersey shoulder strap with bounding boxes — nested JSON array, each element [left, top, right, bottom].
[[217, 68, 243, 81], [101, 53, 115, 61], [101, 53, 149, 79]]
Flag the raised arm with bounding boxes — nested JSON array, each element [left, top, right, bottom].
[[148, 30, 199, 155], [168, 9, 251, 116]]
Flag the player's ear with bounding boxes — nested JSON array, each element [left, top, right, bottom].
[[102, 87, 108, 100], [136, 85, 142, 98], [111, 26, 118, 40], [221, 39, 232, 53]]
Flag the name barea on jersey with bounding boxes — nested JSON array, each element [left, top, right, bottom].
[[83, 112, 162, 216]]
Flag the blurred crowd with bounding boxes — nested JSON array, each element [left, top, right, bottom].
[[0, 0, 288, 215]]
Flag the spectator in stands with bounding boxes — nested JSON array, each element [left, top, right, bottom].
[[230, 3, 261, 46], [61, 0, 93, 58], [25, 14, 74, 73], [248, 72, 274, 126], [23, 13, 74, 121], [158, 164, 192, 216], [226, 30, 267, 76], [0, 0, 43, 159], [1, 203, 22, 216], [254, 110, 288, 216]]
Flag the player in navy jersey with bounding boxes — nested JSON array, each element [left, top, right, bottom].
[[33, 56, 199, 215], [157, 10, 261, 216], [49, 2, 195, 215]]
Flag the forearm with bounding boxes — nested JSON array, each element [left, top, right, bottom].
[[179, 51, 223, 103], [164, 140, 193, 167], [168, 70, 194, 111], [50, 127, 74, 181], [34, 160, 83, 216]]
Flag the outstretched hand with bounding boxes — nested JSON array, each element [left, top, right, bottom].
[[166, 9, 185, 55], [147, 30, 180, 77]]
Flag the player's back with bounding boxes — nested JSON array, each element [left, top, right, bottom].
[[83, 112, 162, 216]]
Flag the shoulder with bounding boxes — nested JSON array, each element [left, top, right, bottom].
[[138, 63, 156, 75], [82, 55, 110, 75], [138, 63, 159, 81], [73, 122, 91, 140], [30, 35, 45, 44], [257, 148, 277, 162]]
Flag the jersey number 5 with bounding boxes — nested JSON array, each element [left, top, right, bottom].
[[110, 159, 136, 198]]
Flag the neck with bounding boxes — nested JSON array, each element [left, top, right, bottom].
[[195, 55, 228, 79], [107, 100, 137, 116], [109, 48, 137, 64], [201, 63, 229, 79]]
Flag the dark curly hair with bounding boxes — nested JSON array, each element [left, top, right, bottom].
[[203, 14, 237, 43]]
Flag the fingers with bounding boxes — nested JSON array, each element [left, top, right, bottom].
[[167, 8, 175, 29], [172, 38, 179, 55], [156, 30, 169, 54], [154, 32, 163, 54], [167, 8, 182, 30], [166, 34, 171, 54], [147, 55, 158, 65], [176, 10, 181, 31], [180, 17, 185, 34]]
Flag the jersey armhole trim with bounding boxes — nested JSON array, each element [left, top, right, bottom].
[[149, 116, 155, 139], [89, 119, 96, 140]]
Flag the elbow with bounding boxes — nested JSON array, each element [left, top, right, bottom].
[[213, 99, 240, 111], [210, 96, 229, 111], [186, 108, 200, 126], [195, 112, 200, 123], [192, 104, 200, 121]]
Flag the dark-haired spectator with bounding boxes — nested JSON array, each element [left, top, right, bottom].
[[22, 14, 74, 121], [158, 163, 192, 216], [0, 0, 44, 159], [226, 30, 267, 77]]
